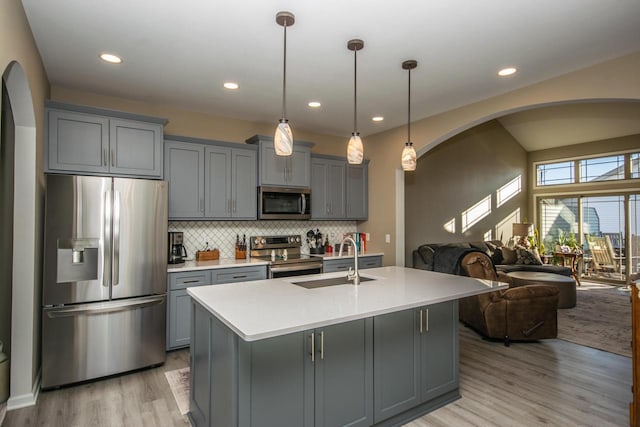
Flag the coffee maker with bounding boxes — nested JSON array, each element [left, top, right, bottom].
[[168, 232, 188, 264]]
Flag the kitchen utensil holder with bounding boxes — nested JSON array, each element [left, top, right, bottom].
[[309, 247, 325, 254], [196, 249, 219, 261], [235, 246, 247, 260]]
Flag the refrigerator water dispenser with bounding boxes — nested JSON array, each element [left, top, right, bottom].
[[56, 238, 99, 283]]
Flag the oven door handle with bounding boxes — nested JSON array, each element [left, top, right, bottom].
[[270, 262, 324, 274]]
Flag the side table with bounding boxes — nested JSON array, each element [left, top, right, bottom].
[[553, 252, 582, 286]]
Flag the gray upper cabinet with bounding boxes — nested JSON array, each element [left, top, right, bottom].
[[165, 136, 257, 220], [346, 162, 368, 219], [46, 102, 165, 178], [311, 156, 346, 219], [311, 154, 369, 220], [246, 135, 313, 188], [205, 146, 257, 219], [164, 140, 205, 218]]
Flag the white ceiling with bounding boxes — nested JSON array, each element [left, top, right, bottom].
[[21, 0, 640, 148]]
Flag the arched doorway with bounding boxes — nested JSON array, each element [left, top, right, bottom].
[[2, 61, 39, 409]]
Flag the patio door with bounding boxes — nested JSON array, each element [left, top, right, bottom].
[[582, 196, 625, 281], [631, 195, 640, 276]]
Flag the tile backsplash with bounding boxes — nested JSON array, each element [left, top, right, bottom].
[[169, 220, 357, 259]]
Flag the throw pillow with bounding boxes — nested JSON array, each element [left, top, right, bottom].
[[500, 247, 517, 264], [485, 241, 504, 264], [514, 246, 543, 265]]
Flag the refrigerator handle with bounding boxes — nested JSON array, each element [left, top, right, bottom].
[[112, 190, 121, 287], [102, 189, 112, 288], [45, 295, 165, 318]]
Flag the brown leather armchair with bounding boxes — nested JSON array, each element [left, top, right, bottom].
[[458, 251, 559, 346]]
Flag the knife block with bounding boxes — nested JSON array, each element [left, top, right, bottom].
[[235, 246, 247, 260]]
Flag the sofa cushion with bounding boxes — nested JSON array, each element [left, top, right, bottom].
[[495, 263, 572, 276], [500, 247, 518, 264], [514, 246, 543, 265], [416, 242, 471, 270]]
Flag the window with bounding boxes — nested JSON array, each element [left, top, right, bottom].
[[632, 153, 639, 179], [579, 155, 624, 182], [536, 161, 574, 186], [539, 198, 579, 252]]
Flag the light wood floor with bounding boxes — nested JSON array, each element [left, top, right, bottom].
[[3, 327, 631, 427]]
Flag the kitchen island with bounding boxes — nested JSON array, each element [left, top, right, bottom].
[[187, 266, 507, 427]]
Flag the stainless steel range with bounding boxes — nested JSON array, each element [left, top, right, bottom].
[[250, 235, 323, 278]]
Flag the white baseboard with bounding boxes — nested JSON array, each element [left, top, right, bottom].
[[7, 370, 40, 410], [0, 402, 6, 425]]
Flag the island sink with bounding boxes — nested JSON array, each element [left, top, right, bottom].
[[292, 275, 376, 289]]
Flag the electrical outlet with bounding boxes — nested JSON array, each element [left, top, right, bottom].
[[385, 234, 391, 243]]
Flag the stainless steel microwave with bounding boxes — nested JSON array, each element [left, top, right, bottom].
[[258, 186, 311, 220]]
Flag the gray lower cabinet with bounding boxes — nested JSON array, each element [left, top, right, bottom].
[[373, 301, 459, 424], [323, 255, 383, 273], [167, 266, 267, 350], [46, 104, 164, 178], [246, 135, 313, 188], [164, 136, 257, 220], [190, 303, 373, 427]]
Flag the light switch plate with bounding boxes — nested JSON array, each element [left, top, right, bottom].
[[385, 234, 391, 243]]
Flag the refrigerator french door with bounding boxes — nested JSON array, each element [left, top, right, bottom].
[[42, 174, 168, 389]]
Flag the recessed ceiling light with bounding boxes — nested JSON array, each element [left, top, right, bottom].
[[308, 101, 321, 108], [223, 82, 239, 90], [498, 67, 517, 77], [372, 116, 384, 122], [99, 53, 122, 64]]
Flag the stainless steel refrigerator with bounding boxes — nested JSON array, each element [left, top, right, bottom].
[[42, 174, 168, 389]]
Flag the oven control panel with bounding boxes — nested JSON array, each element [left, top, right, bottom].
[[251, 235, 302, 250]]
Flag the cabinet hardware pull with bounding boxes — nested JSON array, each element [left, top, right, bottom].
[[111, 149, 115, 167], [419, 309, 423, 334], [183, 279, 199, 284], [233, 199, 236, 212], [425, 308, 429, 332], [200, 198, 204, 212], [320, 331, 324, 360], [232, 275, 247, 279], [103, 149, 108, 166], [310, 332, 315, 362]]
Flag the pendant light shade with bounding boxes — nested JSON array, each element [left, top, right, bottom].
[[275, 11, 295, 156], [401, 60, 418, 171], [347, 39, 364, 164]]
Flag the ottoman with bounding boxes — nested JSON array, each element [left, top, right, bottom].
[[506, 271, 577, 308]]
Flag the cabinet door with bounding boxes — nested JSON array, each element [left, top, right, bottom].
[[165, 141, 205, 219], [288, 145, 311, 187], [346, 163, 368, 219], [373, 309, 421, 423], [260, 141, 287, 186], [327, 160, 346, 218], [168, 289, 192, 349], [315, 319, 373, 427], [311, 159, 329, 219], [238, 332, 314, 427], [205, 146, 232, 218], [48, 110, 109, 173], [419, 301, 458, 403], [232, 148, 257, 219], [109, 119, 163, 177]]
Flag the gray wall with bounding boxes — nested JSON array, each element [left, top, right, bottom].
[[404, 120, 528, 266]]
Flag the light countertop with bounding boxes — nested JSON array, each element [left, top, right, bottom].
[[167, 257, 269, 273], [187, 266, 506, 342], [311, 252, 384, 260]]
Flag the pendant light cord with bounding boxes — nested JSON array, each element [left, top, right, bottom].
[[407, 66, 411, 144], [354, 48, 358, 134], [282, 23, 287, 119]]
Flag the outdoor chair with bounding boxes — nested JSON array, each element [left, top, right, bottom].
[[585, 235, 619, 273]]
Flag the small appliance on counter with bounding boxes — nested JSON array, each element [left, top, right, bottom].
[[307, 229, 325, 254], [168, 231, 187, 264]]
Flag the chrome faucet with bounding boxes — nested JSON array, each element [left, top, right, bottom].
[[339, 236, 360, 285]]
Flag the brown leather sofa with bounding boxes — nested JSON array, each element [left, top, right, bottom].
[[413, 246, 560, 346]]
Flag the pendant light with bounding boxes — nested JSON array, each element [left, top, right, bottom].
[[347, 39, 364, 164], [274, 11, 295, 156], [401, 60, 418, 171]]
